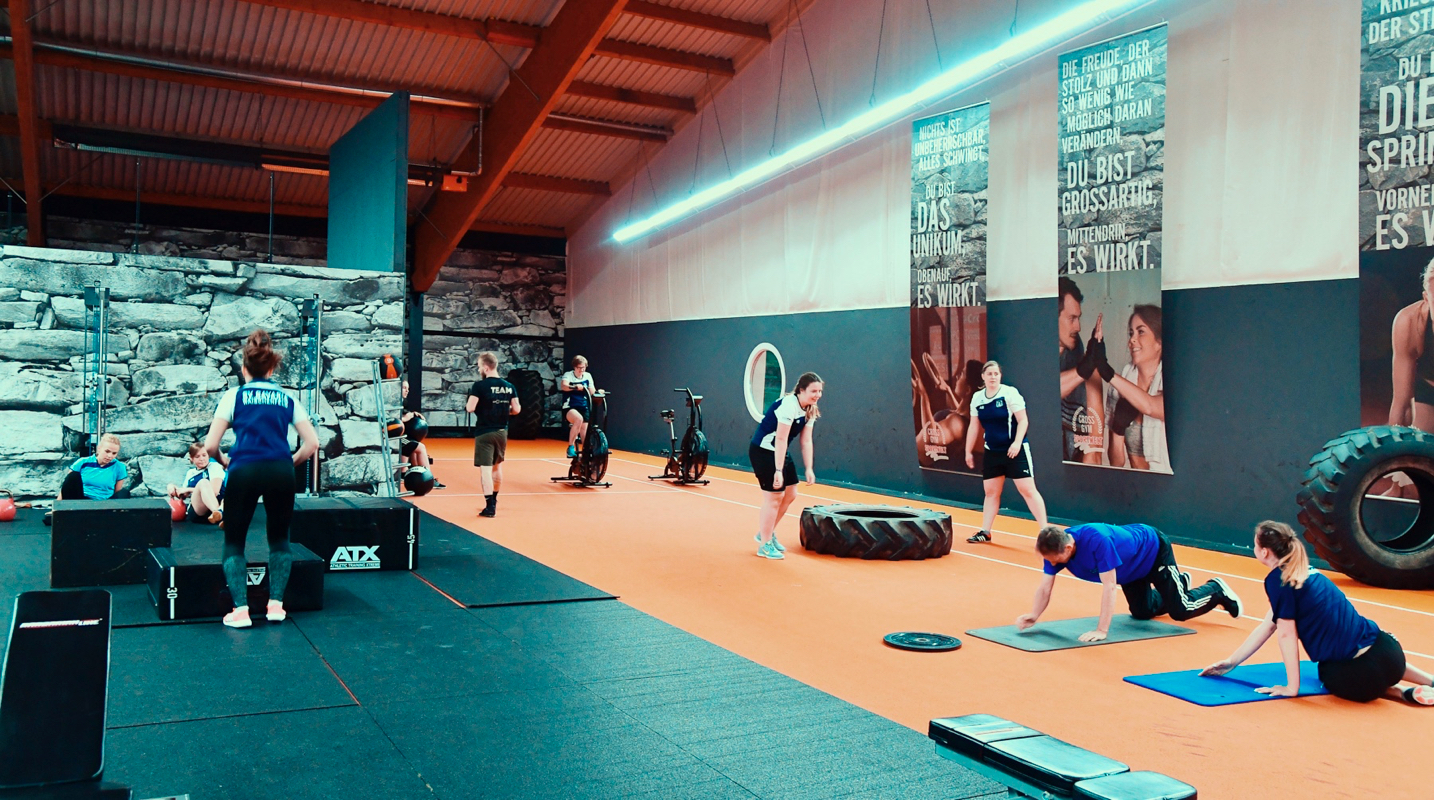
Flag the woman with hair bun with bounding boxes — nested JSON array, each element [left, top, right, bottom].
[[963, 360, 1048, 543], [203, 330, 319, 629], [1201, 521, 1434, 705]]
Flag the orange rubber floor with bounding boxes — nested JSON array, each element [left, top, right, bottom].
[[413, 438, 1434, 800]]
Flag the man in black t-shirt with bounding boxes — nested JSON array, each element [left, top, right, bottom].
[[465, 352, 520, 517]]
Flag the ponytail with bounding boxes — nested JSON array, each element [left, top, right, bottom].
[[1255, 520, 1310, 589], [793, 371, 823, 421], [242, 329, 281, 379]]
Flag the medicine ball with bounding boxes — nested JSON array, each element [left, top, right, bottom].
[[168, 497, 186, 522], [403, 467, 436, 497], [386, 418, 406, 439], [406, 414, 429, 443], [379, 354, 403, 381], [0, 491, 15, 522]]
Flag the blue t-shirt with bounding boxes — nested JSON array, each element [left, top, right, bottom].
[[215, 379, 309, 470], [750, 395, 809, 451], [1265, 570, 1380, 663], [1043, 523, 1161, 584], [69, 456, 129, 500], [971, 385, 1026, 450]]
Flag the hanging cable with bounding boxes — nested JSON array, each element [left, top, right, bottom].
[[870, 0, 889, 106], [705, 71, 733, 179], [770, 0, 795, 155], [690, 109, 704, 193], [925, 0, 944, 71], [791, 0, 825, 128], [1010, 0, 1021, 37], [625, 144, 646, 226]]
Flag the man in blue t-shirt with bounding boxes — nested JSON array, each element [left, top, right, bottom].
[[1018, 523, 1242, 642]]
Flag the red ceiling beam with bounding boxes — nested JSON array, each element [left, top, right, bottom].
[[503, 172, 610, 197], [592, 39, 735, 77], [623, 1, 770, 41], [236, 0, 541, 47], [11, 0, 45, 245], [411, 0, 627, 291], [566, 80, 695, 114], [0, 43, 483, 121], [541, 116, 669, 143]]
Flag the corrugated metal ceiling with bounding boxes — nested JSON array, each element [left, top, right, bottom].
[[7, 0, 790, 236]]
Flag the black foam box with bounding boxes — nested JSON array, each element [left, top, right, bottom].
[[289, 496, 418, 572], [51, 498, 172, 588], [145, 544, 325, 621]]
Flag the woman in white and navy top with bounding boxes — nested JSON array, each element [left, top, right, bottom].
[[748, 372, 823, 560], [962, 360, 1048, 543], [203, 330, 319, 629]]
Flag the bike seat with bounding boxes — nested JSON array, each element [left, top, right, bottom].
[[659, 410, 675, 420]]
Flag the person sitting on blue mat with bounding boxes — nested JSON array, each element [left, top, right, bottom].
[[1019, 523, 1241, 642], [1200, 521, 1434, 705]]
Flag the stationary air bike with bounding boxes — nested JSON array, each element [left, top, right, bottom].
[[649, 387, 710, 486], [552, 389, 611, 488]]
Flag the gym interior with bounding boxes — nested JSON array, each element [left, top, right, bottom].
[[0, 0, 1427, 799]]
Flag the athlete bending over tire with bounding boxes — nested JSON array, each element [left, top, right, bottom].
[[203, 330, 319, 629], [963, 361, 1047, 543], [1201, 521, 1434, 705], [1021, 523, 1242, 642], [749, 372, 823, 560]]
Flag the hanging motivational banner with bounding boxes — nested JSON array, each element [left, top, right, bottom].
[[1057, 24, 1170, 474], [1358, 2, 1434, 499], [911, 102, 988, 474]]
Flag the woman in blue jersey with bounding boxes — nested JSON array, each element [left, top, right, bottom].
[[560, 356, 596, 458], [748, 372, 823, 560], [43, 433, 130, 524], [1201, 521, 1434, 705], [203, 330, 319, 629], [962, 360, 1048, 543]]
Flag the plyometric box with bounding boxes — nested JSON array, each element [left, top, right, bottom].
[[289, 496, 418, 572], [146, 544, 325, 621], [51, 498, 172, 588]]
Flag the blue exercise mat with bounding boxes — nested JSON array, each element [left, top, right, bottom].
[[1124, 661, 1327, 706]]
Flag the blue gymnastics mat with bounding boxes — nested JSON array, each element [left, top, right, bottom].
[[1124, 661, 1327, 706]]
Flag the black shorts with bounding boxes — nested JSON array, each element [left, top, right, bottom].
[[401, 439, 420, 457], [185, 504, 216, 524], [982, 443, 1033, 480], [1317, 630, 1406, 702], [749, 443, 798, 493], [564, 405, 589, 421]]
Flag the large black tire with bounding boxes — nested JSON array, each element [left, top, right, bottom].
[[1296, 425, 1434, 589], [507, 368, 544, 440], [799, 505, 952, 560]]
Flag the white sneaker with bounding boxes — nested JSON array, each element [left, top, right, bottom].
[[1405, 685, 1434, 705], [223, 606, 252, 628], [266, 600, 287, 623]]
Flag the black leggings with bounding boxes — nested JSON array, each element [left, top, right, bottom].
[[60, 471, 130, 500], [1318, 631, 1406, 703], [221, 459, 295, 608], [1121, 533, 1225, 621]]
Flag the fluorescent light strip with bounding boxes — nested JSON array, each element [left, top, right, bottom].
[[613, 0, 1151, 243]]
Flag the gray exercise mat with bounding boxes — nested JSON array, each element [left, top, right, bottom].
[[966, 616, 1194, 652]]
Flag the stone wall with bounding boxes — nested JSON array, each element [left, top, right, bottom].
[[0, 245, 407, 499], [38, 215, 569, 432], [422, 252, 566, 430]]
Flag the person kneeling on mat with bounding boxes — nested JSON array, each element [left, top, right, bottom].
[[465, 351, 519, 517], [44, 433, 130, 525], [1019, 523, 1241, 642], [167, 442, 226, 525], [1200, 521, 1434, 705]]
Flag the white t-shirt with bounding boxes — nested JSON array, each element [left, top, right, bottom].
[[1112, 362, 1170, 473], [560, 370, 595, 406], [971, 385, 1026, 450], [755, 394, 809, 451]]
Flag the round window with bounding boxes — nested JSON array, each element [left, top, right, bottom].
[[743, 343, 786, 422]]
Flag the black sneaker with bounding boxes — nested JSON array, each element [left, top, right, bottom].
[[966, 530, 991, 543], [433, 480, 447, 489], [1209, 578, 1242, 618], [1403, 686, 1434, 705], [479, 506, 496, 518]]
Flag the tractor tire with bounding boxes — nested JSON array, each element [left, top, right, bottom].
[[507, 368, 545, 440], [1296, 425, 1434, 589], [799, 505, 952, 560]]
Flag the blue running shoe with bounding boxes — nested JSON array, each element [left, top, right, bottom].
[[567, 444, 577, 458]]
